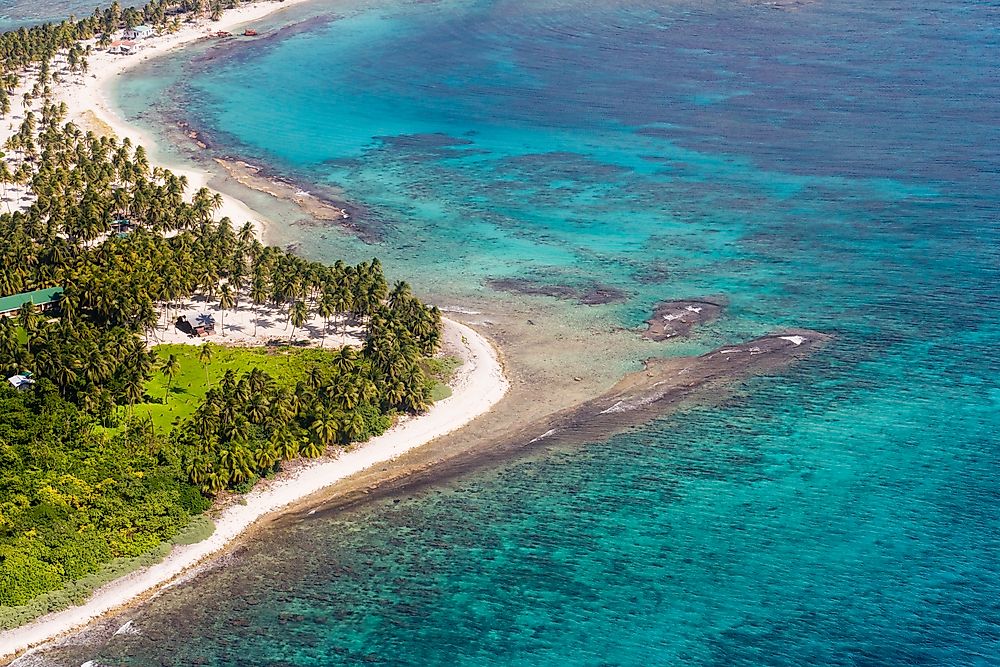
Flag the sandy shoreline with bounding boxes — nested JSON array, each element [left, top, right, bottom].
[[54, 0, 324, 240], [0, 3, 512, 660]]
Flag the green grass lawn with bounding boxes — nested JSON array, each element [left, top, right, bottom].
[[138, 344, 338, 433], [132, 346, 462, 433], [422, 355, 462, 402]]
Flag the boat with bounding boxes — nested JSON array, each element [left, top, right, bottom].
[[215, 31, 233, 38], [243, 29, 258, 36]]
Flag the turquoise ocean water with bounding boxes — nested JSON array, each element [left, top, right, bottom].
[[34, 0, 1000, 664], [0, 0, 124, 31]]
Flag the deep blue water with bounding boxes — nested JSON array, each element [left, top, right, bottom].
[[41, 0, 1000, 664]]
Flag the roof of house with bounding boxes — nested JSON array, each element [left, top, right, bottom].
[[0, 287, 63, 313], [128, 24, 153, 33], [8, 375, 35, 388]]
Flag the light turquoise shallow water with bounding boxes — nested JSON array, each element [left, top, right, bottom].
[[0, 0, 133, 30], [35, 0, 1000, 663]]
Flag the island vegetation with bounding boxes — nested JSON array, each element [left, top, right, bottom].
[[0, 0, 447, 617]]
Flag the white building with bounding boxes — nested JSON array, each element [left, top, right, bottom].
[[7, 374, 35, 391], [108, 40, 139, 55], [123, 25, 154, 40]]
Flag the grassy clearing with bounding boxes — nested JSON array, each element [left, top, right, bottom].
[[138, 344, 340, 433], [422, 355, 463, 402]]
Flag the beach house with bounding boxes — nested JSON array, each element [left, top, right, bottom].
[[0, 287, 63, 318], [107, 40, 138, 55], [123, 25, 154, 40]]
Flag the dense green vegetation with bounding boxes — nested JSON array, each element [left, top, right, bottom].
[[0, 383, 211, 606], [0, 0, 449, 610]]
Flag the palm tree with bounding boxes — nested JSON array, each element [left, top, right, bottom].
[[160, 353, 180, 403], [342, 411, 366, 444], [204, 470, 227, 496], [300, 435, 324, 459], [317, 295, 336, 347], [332, 346, 357, 375], [288, 300, 308, 342], [269, 388, 295, 425], [273, 427, 299, 460], [184, 455, 210, 487], [18, 301, 40, 336], [246, 393, 268, 424], [250, 443, 274, 472], [307, 365, 324, 390], [250, 279, 268, 337], [122, 378, 145, 417], [198, 342, 213, 385], [237, 221, 255, 248], [310, 410, 340, 448], [217, 282, 235, 336]]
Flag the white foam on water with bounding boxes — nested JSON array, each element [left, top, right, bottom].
[[529, 428, 558, 444], [113, 620, 138, 636], [438, 306, 483, 315]]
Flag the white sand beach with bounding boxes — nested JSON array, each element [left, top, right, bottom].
[[0, 2, 512, 660]]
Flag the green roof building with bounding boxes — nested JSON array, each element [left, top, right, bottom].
[[0, 287, 63, 316]]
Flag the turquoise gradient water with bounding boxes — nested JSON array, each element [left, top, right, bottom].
[[36, 0, 1000, 664]]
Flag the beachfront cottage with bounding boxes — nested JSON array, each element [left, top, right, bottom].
[[108, 40, 138, 55], [0, 287, 63, 317], [124, 25, 155, 40]]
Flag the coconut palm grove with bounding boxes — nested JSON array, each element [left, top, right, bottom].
[[0, 0, 444, 620]]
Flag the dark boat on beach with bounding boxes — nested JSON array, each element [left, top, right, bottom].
[[243, 29, 258, 36]]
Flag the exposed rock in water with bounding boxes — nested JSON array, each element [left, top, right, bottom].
[[522, 328, 830, 445], [643, 298, 725, 340]]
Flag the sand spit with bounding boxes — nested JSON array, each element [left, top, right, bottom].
[[212, 159, 383, 242]]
